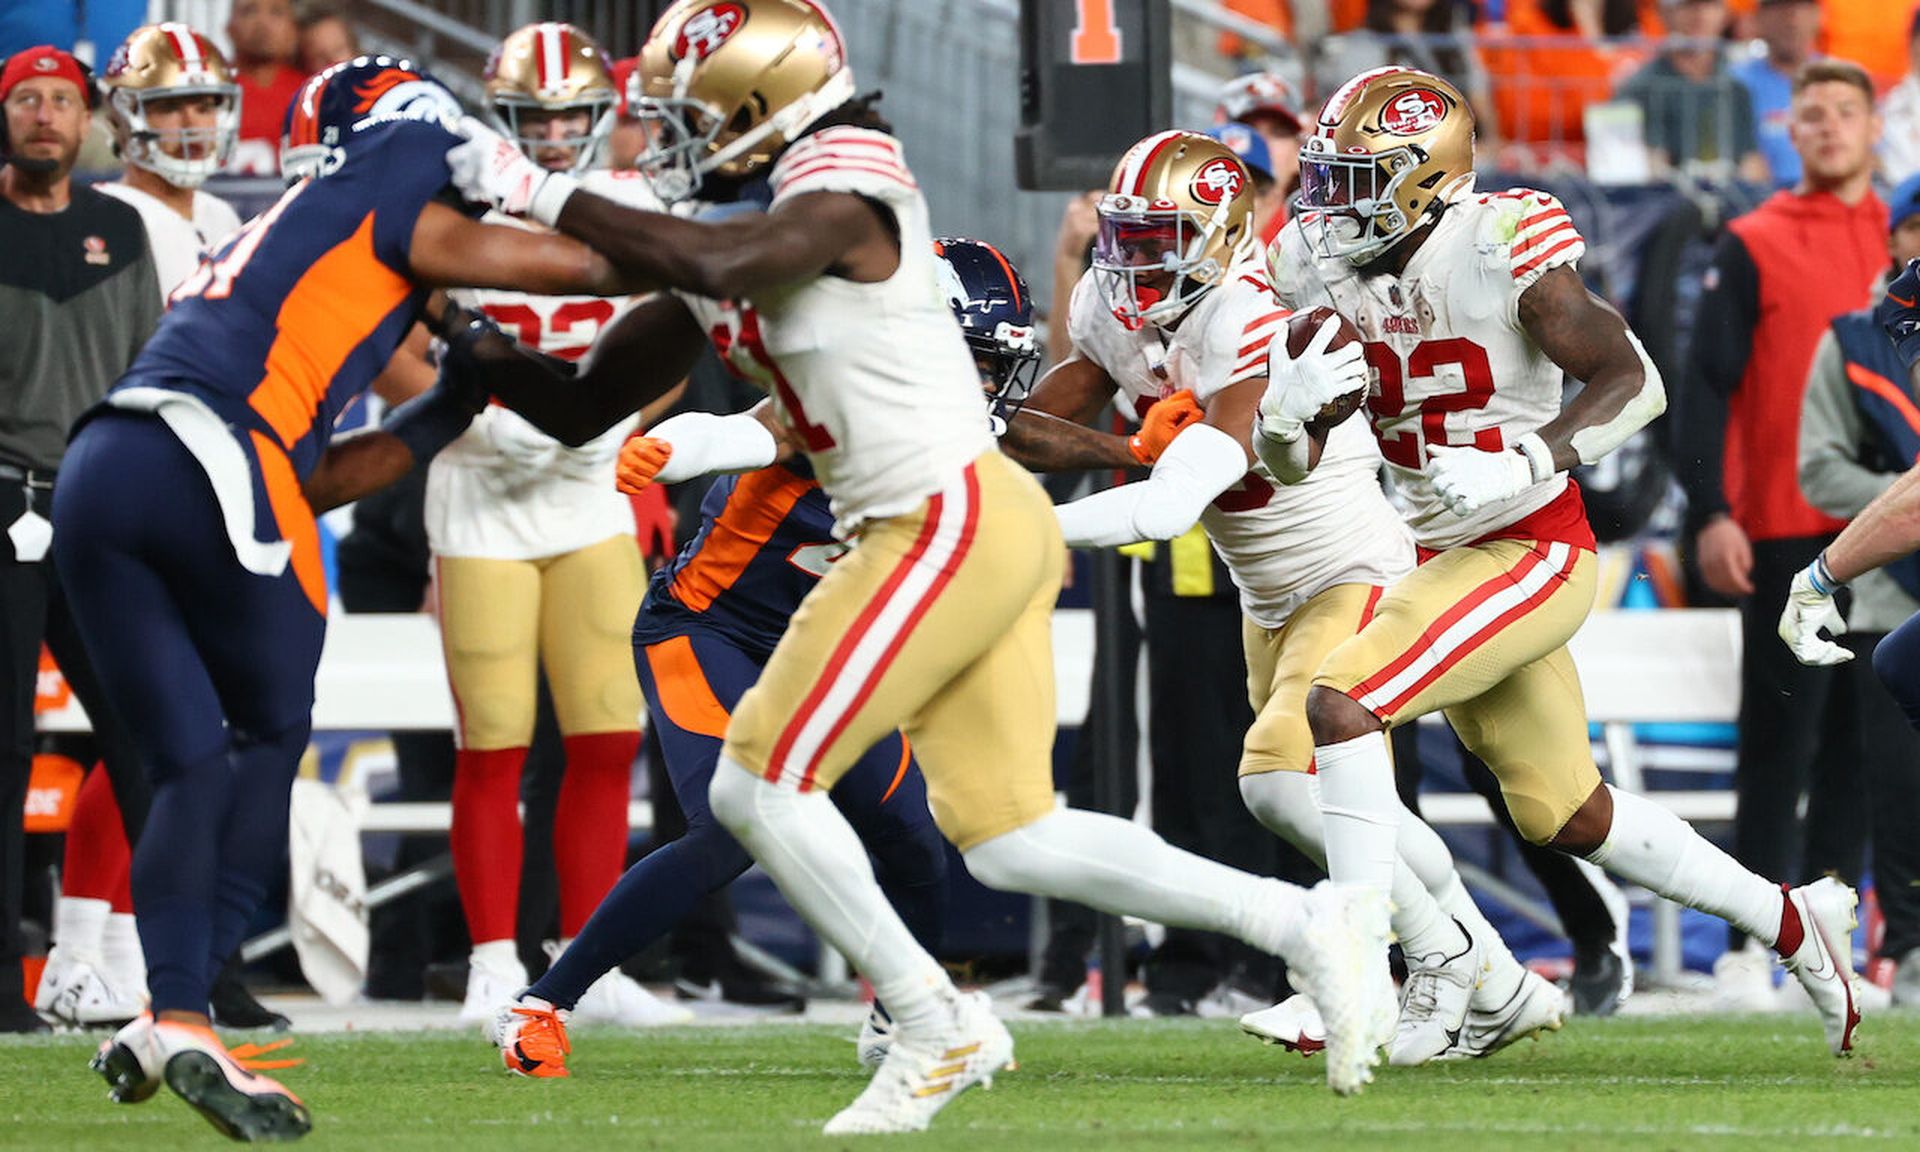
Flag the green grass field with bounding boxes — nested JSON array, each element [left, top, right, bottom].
[[3, 1014, 1917, 1150]]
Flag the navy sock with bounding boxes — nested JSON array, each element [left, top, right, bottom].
[[133, 749, 230, 1015], [530, 829, 751, 1009]]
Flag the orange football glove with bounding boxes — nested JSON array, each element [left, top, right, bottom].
[[1129, 389, 1204, 465], [615, 436, 673, 494]]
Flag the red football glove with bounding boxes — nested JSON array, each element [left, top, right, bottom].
[[1129, 389, 1204, 465]]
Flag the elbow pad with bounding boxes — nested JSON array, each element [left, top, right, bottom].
[[648, 411, 780, 484], [1131, 423, 1249, 539], [1569, 329, 1666, 467]]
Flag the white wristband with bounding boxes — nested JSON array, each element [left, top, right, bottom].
[[528, 171, 581, 229], [1514, 431, 1555, 484]]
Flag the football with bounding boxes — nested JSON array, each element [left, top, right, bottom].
[[1284, 305, 1368, 428]]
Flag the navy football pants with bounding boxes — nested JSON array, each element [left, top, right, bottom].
[[52, 412, 323, 1016], [533, 623, 947, 1009]]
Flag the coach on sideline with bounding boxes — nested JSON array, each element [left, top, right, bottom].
[[0, 45, 160, 1032]]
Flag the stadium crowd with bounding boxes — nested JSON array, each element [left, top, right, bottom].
[[2, 0, 1919, 1110]]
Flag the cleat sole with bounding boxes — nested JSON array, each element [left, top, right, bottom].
[[165, 1051, 312, 1143], [91, 1042, 160, 1105]]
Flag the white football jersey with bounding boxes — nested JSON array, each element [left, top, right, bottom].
[[674, 127, 994, 538], [1067, 263, 1412, 628], [426, 170, 656, 560], [96, 181, 242, 297], [1268, 190, 1586, 549]]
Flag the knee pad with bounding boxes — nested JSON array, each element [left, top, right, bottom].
[[1237, 770, 1324, 860], [707, 757, 764, 836]]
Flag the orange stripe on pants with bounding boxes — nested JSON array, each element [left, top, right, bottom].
[[643, 636, 732, 739]]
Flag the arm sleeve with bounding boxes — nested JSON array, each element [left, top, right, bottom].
[[1054, 423, 1248, 547], [1675, 230, 1758, 526], [648, 410, 781, 484], [1798, 329, 1896, 518]]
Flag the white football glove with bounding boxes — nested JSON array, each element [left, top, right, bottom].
[[1779, 562, 1853, 666], [1426, 444, 1535, 516], [444, 115, 579, 227], [1256, 316, 1368, 443]]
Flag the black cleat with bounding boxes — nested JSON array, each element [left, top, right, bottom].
[[1570, 946, 1630, 1017], [164, 1050, 312, 1143], [210, 968, 291, 1032]]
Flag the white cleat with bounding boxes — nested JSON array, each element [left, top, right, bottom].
[[1444, 967, 1567, 1059], [34, 943, 75, 1018], [1390, 921, 1484, 1067], [1238, 994, 1326, 1055], [571, 969, 695, 1028], [1287, 882, 1395, 1096], [151, 1019, 311, 1141], [856, 1005, 894, 1068], [90, 1013, 164, 1103], [40, 956, 145, 1029], [822, 990, 1014, 1135], [1781, 878, 1862, 1056], [459, 952, 530, 1030]]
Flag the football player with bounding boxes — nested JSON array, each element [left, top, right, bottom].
[[489, 237, 1026, 1080], [1261, 66, 1860, 1057], [440, 0, 1394, 1126], [55, 55, 651, 1140], [33, 21, 248, 1032], [1008, 129, 1560, 1064], [414, 20, 688, 1033]]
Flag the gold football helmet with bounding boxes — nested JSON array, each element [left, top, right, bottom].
[[485, 22, 618, 173], [100, 23, 240, 189], [631, 0, 858, 203], [1296, 66, 1476, 265], [1093, 130, 1257, 330]]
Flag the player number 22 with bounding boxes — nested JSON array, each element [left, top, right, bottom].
[[1362, 337, 1501, 469]]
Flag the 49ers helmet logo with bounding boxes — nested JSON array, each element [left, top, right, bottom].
[[675, 2, 747, 60], [1379, 88, 1447, 135], [1189, 157, 1246, 206]]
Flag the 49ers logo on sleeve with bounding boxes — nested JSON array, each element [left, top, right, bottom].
[[1189, 157, 1246, 205], [1379, 88, 1447, 136], [676, 3, 747, 60]]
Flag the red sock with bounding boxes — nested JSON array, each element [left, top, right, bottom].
[[1774, 884, 1805, 957], [451, 747, 527, 945], [63, 766, 131, 905], [554, 731, 639, 938]]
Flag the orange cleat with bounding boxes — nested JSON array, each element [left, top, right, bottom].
[[153, 1019, 311, 1141], [493, 996, 572, 1079]]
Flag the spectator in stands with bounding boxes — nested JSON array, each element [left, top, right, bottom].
[[1314, 0, 1501, 145], [1795, 171, 1920, 1008], [1733, 0, 1823, 188], [1214, 72, 1301, 204], [296, 5, 358, 75], [1488, 0, 1663, 150], [0, 46, 161, 1033], [1881, 13, 1920, 185], [1210, 121, 1287, 241], [224, 0, 307, 176], [1677, 59, 1886, 1007], [1617, 0, 1765, 182]]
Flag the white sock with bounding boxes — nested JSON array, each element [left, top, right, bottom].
[[54, 896, 110, 961], [962, 808, 1311, 959], [708, 759, 951, 1033], [1585, 786, 1784, 946], [1314, 732, 1400, 893], [1239, 769, 1463, 958], [471, 938, 521, 972], [1432, 873, 1523, 1002], [102, 912, 147, 996]]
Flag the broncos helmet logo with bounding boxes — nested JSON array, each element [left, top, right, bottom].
[[674, 3, 747, 60]]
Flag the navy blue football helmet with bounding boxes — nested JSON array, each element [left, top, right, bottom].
[[933, 237, 1040, 435], [280, 54, 463, 182]]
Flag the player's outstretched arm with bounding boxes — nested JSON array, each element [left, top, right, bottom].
[[442, 294, 708, 447], [1002, 354, 1148, 472], [1781, 459, 1920, 666], [1053, 381, 1260, 548], [1519, 263, 1667, 472], [617, 401, 805, 494], [408, 201, 641, 297]]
